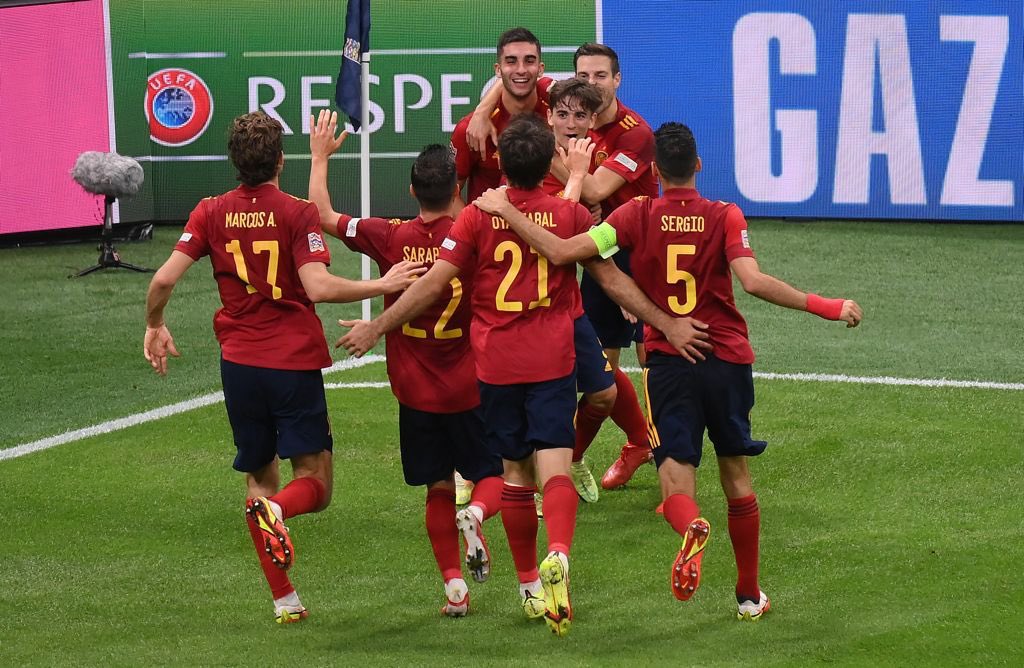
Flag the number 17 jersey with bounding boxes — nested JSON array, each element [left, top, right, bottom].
[[174, 183, 332, 371]]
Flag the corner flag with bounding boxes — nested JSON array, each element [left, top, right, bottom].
[[335, 0, 370, 130]]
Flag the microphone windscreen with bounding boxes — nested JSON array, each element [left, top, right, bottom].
[[72, 152, 144, 198]]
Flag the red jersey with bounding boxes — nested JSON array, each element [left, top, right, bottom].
[[337, 213, 478, 413], [438, 187, 592, 384], [450, 78, 553, 203], [605, 187, 757, 364], [174, 183, 332, 370], [589, 101, 658, 217]]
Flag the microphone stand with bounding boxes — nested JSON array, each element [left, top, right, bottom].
[[70, 195, 153, 278]]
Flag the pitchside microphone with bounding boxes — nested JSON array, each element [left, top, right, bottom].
[[69, 151, 151, 277], [71, 151, 144, 198]]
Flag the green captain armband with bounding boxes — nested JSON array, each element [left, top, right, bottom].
[[587, 222, 620, 259]]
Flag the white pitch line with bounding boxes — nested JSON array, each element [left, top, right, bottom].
[[0, 355, 384, 462], [5, 358, 1020, 462]]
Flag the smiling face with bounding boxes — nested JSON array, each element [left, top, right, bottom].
[[575, 54, 620, 115], [548, 98, 597, 149], [495, 41, 544, 100]]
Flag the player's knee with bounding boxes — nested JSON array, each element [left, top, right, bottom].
[[585, 385, 616, 413]]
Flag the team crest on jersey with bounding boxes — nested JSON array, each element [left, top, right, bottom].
[[146, 68, 214, 147], [308, 232, 326, 252], [595, 150, 608, 166]]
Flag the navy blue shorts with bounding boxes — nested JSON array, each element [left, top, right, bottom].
[[220, 358, 333, 473], [574, 315, 615, 394], [398, 404, 503, 487], [643, 352, 767, 468], [478, 373, 577, 461], [581, 271, 644, 349]]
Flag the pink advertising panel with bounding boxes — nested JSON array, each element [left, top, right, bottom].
[[0, 0, 112, 235]]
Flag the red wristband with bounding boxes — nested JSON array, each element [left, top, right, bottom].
[[806, 294, 844, 320]]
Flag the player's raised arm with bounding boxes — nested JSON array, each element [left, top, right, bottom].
[[337, 260, 460, 357], [466, 82, 501, 155], [557, 137, 596, 204], [298, 259, 425, 304], [473, 188, 599, 266], [308, 109, 349, 238], [729, 256, 862, 328], [582, 258, 711, 363]]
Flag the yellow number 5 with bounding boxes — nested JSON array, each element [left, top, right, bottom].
[[225, 239, 282, 299], [666, 244, 697, 315]]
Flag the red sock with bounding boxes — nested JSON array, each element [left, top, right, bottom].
[[425, 488, 462, 582], [728, 494, 761, 600], [468, 475, 504, 519], [245, 509, 294, 599], [542, 475, 579, 555], [572, 397, 612, 462], [663, 493, 700, 538], [270, 477, 325, 520], [609, 368, 649, 447], [501, 483, 539, 583]]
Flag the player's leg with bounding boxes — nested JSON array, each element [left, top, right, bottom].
[[425, 478, 469, 617], [704, 359, 770, 621], [571, 315, 616, 503], [598, 326, 655, 490], [451, 406, 504, 585], [528, 373, 579, 637], [222, 359, 306, 623], [644, 354, 711, 602], [478, 381, 544, 618]]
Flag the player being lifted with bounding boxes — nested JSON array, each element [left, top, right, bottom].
[[467, 43, 660, 497], [143, 112, 423, 624], [307, 110, 505, 617], [473, 122, 862, 621], [339, 115, 710, 637]]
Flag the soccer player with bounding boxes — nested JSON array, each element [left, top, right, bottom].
[[472, 122, 863, 621], [307, 110, 505, 617], [468, 43, 659, 494], [142, 112, 424, 624], [449, 27, 552, 208], [338, 115, 710, 637]]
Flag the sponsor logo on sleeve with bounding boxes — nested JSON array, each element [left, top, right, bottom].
[[345, 218, 360, 237], [741, 229, 750, 249], [441, 237, 456, 251], [614, 153, 638, 172], [308, 232, 326, 253], [178, 232, 193, 243]]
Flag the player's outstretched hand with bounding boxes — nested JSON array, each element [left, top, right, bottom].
[[309, 109, 348, 158], [557, 137, 596, 178], [379, 260, 427, 293], [467, 113, 498, 156], [337, 319, 380, 358], [840, 300, 863, 328], [143, 324, 180, 376], [473, 187, 511, 216], [662, 317, 712, 364]]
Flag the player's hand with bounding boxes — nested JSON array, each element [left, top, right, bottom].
[[557, 137, 595, 179], [840, 300, 863, 328], [587, 201, 602, 224], [379, 260, 427, 294], [473, 187, 511, 216], [662, 317, 712, 364], [619, 306, 638, 325], [467, 112, 498, 156], [336, 319, 380, 358], [143, 324, 180, 376], [309, 109, 348, 159]]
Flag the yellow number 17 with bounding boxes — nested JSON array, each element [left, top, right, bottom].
[[225, 239, 282, 299]]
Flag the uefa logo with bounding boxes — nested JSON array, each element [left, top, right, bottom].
[[145, 68, 214, 147]]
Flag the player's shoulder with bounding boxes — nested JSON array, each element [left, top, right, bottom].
[[615, 101, 653, 133]]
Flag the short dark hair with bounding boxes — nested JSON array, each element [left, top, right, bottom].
[[653, 122, 698, 182], [227, 112, 283, 187], [574, 43, 620, 76], [497, 27, 541, 59], [410, 144, 456, 212], [547, 78, 602, 115], [497, 114, 555, 189]]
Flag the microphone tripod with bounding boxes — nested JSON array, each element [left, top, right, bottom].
[[70, 195, 153, 278]]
